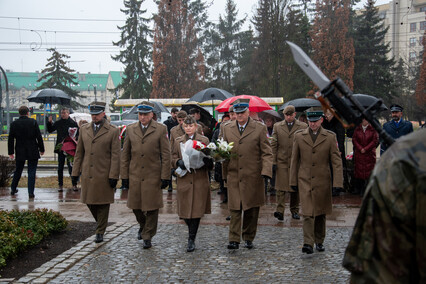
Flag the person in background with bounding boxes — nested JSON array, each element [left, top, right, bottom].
[[189, 108, 212, 139], [164, 107, 179, 136], [322, 108, 347, 196], [71, 101, 120, 243], [380, 104, 413, 155], [222, 99, 273, 250], [272, 105, 307, 222], [343, 129, 425, 283], [351, 119, 379, 196], [290, 111, 343, 254], [298, 113, 308, 124], [8, 105, 45, 199], [172, 115, 213, 252], [47, 107, 79, 192], [121, 101, 171, 249], [264, 115, 277, 195], [211, 114, 230, 203]]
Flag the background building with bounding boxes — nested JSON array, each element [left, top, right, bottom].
[[377, 0, 426, 64], [1, 71, 124, 112]]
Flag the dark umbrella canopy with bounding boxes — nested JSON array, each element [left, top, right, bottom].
[[181, 103, 217, 129], [343, 94, 388, 112], [259, 109, 283, 121], [188, 88, 234, 103], [121, 101, 169, 120], [27, 88, 71, 105], [279, 98, 321, 112]]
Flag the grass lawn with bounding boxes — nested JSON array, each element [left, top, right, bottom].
[[15, 176, 73, 189]]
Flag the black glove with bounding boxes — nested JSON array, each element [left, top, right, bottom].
[[71, 176, 79, 185], [109, 178, 118, 189], [177, 159, 186, 170], [333, 187, 343, 193], [261, 175, 271, 181], [203, 157, 214, 170], [122, 179, 129, 189], [160, 179, 169, 189], [291, 185, 298, 192]]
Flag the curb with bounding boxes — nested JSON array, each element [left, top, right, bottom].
[[11, 222, 133, 284]]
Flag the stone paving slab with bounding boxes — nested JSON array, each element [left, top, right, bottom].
[[16, 223, 352, 283]]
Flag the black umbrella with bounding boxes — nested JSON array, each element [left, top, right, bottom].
[[279, 98, 321, 112], [27, 88, 71, 105], [121, 101, 169, 120], [258, 109, 283, 121], [27, 88, 71, 136], [181, 104, 217, 129], [187, 88, 234, 103], [343, 94, 388, 112]]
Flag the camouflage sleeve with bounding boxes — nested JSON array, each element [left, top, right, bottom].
[[343, 130, 426, 283]]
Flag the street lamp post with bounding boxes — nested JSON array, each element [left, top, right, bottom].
[[88, 84, 97, 102], [0, 66, 10, 134]]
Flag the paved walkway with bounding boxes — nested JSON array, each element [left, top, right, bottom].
[[0, 187, 361, 283]]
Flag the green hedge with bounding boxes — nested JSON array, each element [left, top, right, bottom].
[[0, 209, 68, 268]]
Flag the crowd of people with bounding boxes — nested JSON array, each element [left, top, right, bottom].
[[6, 100, 417, 255]]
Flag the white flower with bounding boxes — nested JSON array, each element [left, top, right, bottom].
[[207, 142, 217, 150]]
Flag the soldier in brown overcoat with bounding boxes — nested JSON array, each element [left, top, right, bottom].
[[271, 105, 307, 221], [72, 101, 121, 243], [290, 111, 343, 254], [222, 99, 273, 250], [121, 102, 171, 249], [171, 116, 212, 252], [170, 110, 203, 150]]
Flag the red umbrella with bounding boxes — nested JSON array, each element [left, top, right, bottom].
[[215, 95, 273, 113]]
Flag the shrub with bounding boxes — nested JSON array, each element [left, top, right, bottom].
[[0, 155, 15, 187], [0, 209, 68, 268]]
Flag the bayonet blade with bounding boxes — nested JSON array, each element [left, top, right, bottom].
[[287, 41, 331, 91]]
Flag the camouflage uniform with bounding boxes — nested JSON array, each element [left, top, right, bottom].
[[343, 129, 426, 283]]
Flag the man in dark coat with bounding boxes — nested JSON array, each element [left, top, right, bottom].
[[164, 107, 179, 136], [8, 105, 45, 198], [47, 107, 79, 191], [323, 108, 347, 195], [380, 104, 413, 155]]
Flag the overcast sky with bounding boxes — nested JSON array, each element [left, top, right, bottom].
[[0, 0, 389, 74]]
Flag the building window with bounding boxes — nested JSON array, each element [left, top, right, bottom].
[[409, 51, 417, 61], [421, 21, 426, 30], [410, 37, 416, 47], [420, 6, 426, 12], [420, 36, 425, 46], [410, 23, 416, 32]]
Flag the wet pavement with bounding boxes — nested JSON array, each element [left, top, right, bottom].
[[0, 186, 361, 283]]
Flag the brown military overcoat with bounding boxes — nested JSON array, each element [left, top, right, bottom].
[[171, 133, 211, 219], [72, 120, 120, 205], [121, 120, 171, 211], [170, 124, 203, 149], [271, 119, 307, 191], [290, 127, 343, 216], [222, 118, 273, 211]]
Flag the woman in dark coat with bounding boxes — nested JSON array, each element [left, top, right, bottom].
[[352, 119, 379, 195], [171, 116, 213, 252]]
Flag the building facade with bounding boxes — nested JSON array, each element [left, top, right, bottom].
[[377, 0, 426, 64], [1, 71, 124, 112]]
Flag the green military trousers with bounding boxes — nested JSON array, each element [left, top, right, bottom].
[[229, 206, 260, 243], [275, 190, 300, 215], [133, 209, 159, 241], [87, 204, 110, 234], [303, 214, 326, 246]]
